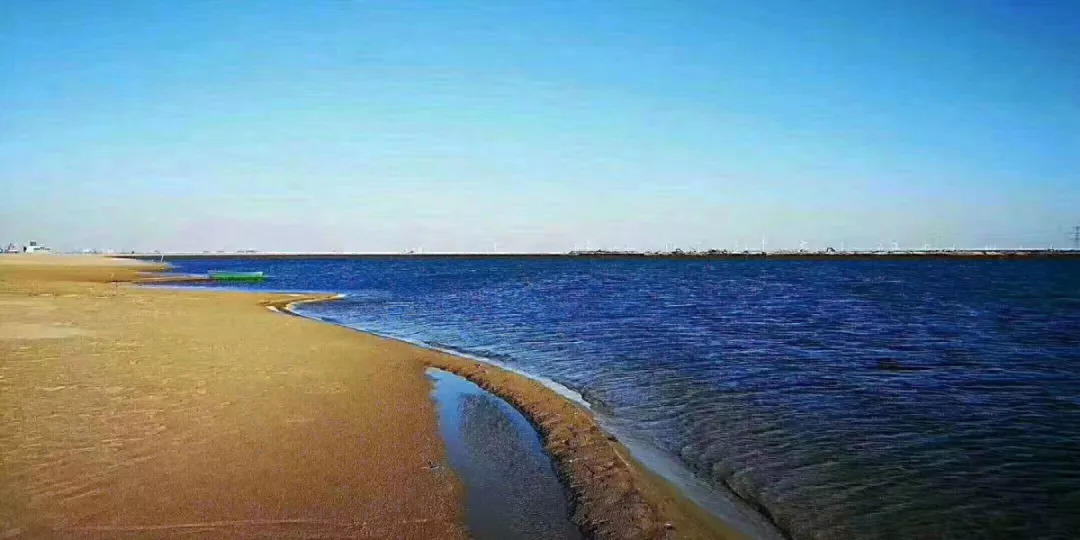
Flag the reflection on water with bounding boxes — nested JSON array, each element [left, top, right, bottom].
[[426, 368, 581, 540]]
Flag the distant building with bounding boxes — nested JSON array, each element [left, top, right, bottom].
[[24, 241, 51, 253]]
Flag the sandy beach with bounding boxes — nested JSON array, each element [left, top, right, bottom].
[[1, 255, 742, 539]]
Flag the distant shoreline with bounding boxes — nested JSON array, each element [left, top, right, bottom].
[[112, 250, 1080, 261]]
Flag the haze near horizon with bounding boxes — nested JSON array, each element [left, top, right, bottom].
[[2, 1, 1077, 252]]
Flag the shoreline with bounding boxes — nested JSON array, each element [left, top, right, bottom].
[[2, 255, 774, 539], [272, 293, 782, 539]]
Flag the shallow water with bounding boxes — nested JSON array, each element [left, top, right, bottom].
[[166, 257, 1080, 539], [426, 368, 581, 540]]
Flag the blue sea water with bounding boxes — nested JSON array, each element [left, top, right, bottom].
[[164, 257, 1080, 540]]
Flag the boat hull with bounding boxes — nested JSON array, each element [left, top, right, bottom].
[[207, 271, 265, 282]]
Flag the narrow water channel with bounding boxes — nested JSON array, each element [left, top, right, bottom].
[[426, 368, 582, 540]]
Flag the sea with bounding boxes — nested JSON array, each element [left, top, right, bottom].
[[161, 256, 1080, 540]]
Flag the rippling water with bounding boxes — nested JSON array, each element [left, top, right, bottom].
[[166, 257, 1080, 539]]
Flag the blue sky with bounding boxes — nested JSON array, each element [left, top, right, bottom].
[[2, 0, 1077, 252]]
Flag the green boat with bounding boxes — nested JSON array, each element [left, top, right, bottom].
[[207, 270, 265, 282]]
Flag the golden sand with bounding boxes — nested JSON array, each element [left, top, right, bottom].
[[1, 255, 746, 539], [1, 256, 465, 538]]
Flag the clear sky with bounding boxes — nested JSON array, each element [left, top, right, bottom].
[[2, 0, 1077, 252]]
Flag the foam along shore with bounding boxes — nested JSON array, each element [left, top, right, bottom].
[[1, 255, 767, 539]]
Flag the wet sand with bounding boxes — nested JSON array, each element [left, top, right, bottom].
[[271, 300, 754, 539], [407, 350, 750, 539], [1, 255, 751, 539]]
